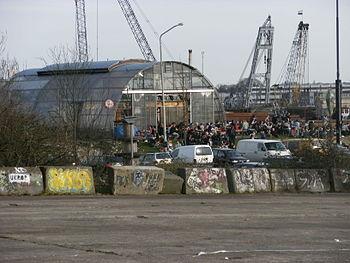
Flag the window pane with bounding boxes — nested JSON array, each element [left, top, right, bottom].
[[196, 147, 212, 155]]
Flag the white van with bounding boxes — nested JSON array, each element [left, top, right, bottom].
[[236, 139, 292, 162], [171, 145, 213, 164]]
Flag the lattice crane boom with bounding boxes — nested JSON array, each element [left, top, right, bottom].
[[280, 21, 309, 105], [117, 0, 156, 61], [224, 16, 274, 111], [74, 0, 89, 62], [245, 15, 274, 107]]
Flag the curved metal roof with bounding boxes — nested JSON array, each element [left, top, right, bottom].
[[36, 59, 155, 76], [37, 60, 120, 75], [15, 68, 42, 77], [11, 59, 156, 78], [11, 59, 215, 115]]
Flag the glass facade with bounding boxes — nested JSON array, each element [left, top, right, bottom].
[[125, 61, 223, 129]]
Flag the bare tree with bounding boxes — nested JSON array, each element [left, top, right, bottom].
[[0, 33, 18, 103], [0, 33, 19, 119], [0, 38, 118, 166], [41, 45, 116, 163], [0, 34, 74, 166]]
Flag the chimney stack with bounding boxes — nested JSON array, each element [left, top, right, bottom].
[[188, 49, 192, 66]]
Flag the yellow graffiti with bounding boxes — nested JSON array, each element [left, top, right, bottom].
[[47, 168, 93, 193]]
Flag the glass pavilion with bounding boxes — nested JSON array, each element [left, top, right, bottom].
[[11, 59, 224, 131]]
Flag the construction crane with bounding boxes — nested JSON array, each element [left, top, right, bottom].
[[74, 0, 89, 62], [278, 21, 309, 106], [117, 0, 156, 61], [245, 15, 274, 107], [224, 16, 274, 110]]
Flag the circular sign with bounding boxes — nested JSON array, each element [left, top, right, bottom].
[[104, 99, 114, 109]]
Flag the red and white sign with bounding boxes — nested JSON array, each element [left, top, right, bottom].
[[104, 99, 114, 109]]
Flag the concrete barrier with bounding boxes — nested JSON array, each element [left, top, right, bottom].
[[0, 167, 44, 195], [331, 169, 350, 192], [178, 168, 229, 194], [227, 169, 254, 193], [295, 169, 330, 193], [252, 168, 271, 192], [226, 168, 271, 193], [269, 169, 296, 192], [108, 166, 164, 195], [43, 166, 95, 194], [93, 168, 114, 195], [160, 171, 184, 194]]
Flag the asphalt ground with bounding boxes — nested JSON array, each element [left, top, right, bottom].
[[0, 193, 349, 263]]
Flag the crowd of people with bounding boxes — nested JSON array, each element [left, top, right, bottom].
[[137, 113, 346, 151]]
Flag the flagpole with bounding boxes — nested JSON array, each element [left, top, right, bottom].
[[297, 10, 303, 21]]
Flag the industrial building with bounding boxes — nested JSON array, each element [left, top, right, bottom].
[[11, 59, 224, 131]]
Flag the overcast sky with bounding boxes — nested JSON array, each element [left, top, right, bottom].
[[0, 0, 349, 85]]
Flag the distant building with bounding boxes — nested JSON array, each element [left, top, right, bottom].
[[222, 81, 350, 118], [10, 59, 224, 130]]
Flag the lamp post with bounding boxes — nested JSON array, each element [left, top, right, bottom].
[[159, 22, 183, 145], [335, 0, 342, 145], [201, 51, 205, 74]]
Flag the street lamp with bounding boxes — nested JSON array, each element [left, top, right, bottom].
[[159, 22, 184, 145], [335, 0, 342, 145]]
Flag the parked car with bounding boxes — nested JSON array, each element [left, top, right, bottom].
[[282, 138, 324, 153], [139, 152, 173, 166], [83, 155, 124, 168], [104, 155, 124, 168], [171, 145, 213, 164], [236, 139, 292, 162], [212, 148, 249, 166], [235, 161, 268, 168]]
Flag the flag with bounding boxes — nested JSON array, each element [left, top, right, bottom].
[[298, 10, 303, 16]]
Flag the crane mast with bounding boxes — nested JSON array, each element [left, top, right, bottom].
[[224, 15, 274, 111], [74, 0, 89, 62], [279, 21, 309, 105], [117, 0, 156, 61], [245, 15, 274, 108]]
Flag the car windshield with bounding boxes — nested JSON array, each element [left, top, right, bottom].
[[156, 153, 171, 159], [226, 150, 242, 158], [196, 147, 212, 156], [265, 142, 287, 151], [105, 156, 123, 163]]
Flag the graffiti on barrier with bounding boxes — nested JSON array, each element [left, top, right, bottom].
[[8, 173, 30, 184], [8, 167, 31, 184], [234, 169, 254, 193], [0, 170, 13, 192], [187, 168, 226, 193], [298, 171, 325, 191], [0, 167, 34, 193], [115, 172, 162, 192], [279, 174, 295, 187], [133, 170, 145, 187], [252, 169, 270, 191], [115, 175, 130, 188], [47, 168, 93, 193], [271, 170, 295, 191], [145, 174, 162, 192], [342, 171, 350, 184]]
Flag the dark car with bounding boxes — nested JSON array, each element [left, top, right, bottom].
[[82, 155, 124, 168], [212, 148, 249, 166], [235, 161, 267, 168]]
